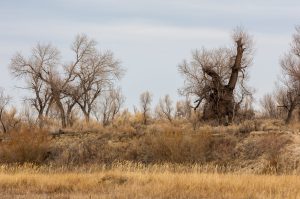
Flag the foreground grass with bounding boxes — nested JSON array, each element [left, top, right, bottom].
[[0, 164, 299, 199]]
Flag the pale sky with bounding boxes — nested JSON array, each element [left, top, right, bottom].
[[0, 0, 299, 110]]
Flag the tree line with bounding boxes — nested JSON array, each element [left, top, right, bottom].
[[260, 27, 300, 124], [0, 26, 298, 132]]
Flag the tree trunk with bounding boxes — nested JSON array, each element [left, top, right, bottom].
[[38, 112, 44, 128], [285, 106, 295, 124], [143, 112, 147, 125], [227, 38, 244, 90], [66, 103, 76, 127], [202, 87, 234, 125], [0, 109, 6, 133], [55, 99, 66, 128], [66, 109, 73, 127], [84, 112, 90, 123], [202, 39, 244, 125]]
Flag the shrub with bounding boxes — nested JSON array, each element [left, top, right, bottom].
[[208, 135, 237, 164], [238, 120, 257, 134], [0, 127, 50, 164], [237, 133, 290, 173], [261, 134, 290, 172], [127, 124, 212, 164]]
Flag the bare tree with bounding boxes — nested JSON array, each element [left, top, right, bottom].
[[3, 107, 21, 132], [260, 93, 278, 118], [27, 75, 52, 127], [281, 26, 300, 82], [155, 94, 173, 122], [20, 101, 37, 127], [67, 34, 123, 122], [140, 91, 152, 125], [278, 26, 300, 124], [235, 94, 255, 121], [10, 44, 62, 125], [178, 27, 253, 124], [175, 99, 192, 119], [0, 89, 20, 133], [95, 87, 125, 126], [0, 89, 11, 133], [9, 43, 72, 127], [10, 34, 124, 127], [276, 86, 299, 124]]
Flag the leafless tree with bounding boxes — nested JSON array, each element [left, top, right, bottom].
[[281, 26, 300, 82], [235, 94, 255, 121], [0, 89, 11, 133], [10, 44, 62, 125], [178, 27, 253, 124], [276, 86, 299, 124], [3, 107, 21, 132], [69, 35, 123, 122], [0, 89, 20, 133], [10, 34, 123, 127], [175, 99, 192, 119], [27, 76, 52, 127], [20, 101, 37, 127], [155, 94, 173, 122], [140, 91, 152, 125], [260, 93, 278, 118], [277, 26, 300, 124], [95, 87, 125, 126], [9, 43, 71, 127]]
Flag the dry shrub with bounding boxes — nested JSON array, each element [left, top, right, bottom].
[[261, 134, 291, 172], [288, 121, 300, 132], [127, 124, 212, 163], [111, 111, 136, 134], [111, 124, 136, 134], [238, 120, 260, 134], [211, 125, 239, 135], [0, 127, 50, 164], [238, 133, 290, 173], [110, 120, 136, 135], [189, 111, 202, 129], [55, 139, 118, 166], [131, 112, 145, 125], [71, 120, 104, 132], [260, 119, 284, 131], [208, 135, 237, 164], [50, 128, 141, 166]]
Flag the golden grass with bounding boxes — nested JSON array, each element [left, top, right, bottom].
[[0, 163, 300, 199]]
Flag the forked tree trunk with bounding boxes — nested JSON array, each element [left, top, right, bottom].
[[57, 101, 67, 128], [38, 112, 44, 128], [53, 94, 67, 128], [202, 39, 244, 124], [66, 109, 73, 127], [285, 103, 297, 124], [285, 109, 294, 124], [84, 112, 90, 123]]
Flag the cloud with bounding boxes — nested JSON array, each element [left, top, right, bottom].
[[0, 21, 230, 43], [0, 0, 299, 109], [57, 0, 300, 19]]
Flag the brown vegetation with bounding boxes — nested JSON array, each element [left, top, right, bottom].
[[0, 118, 288, 175], [0, 164, 300, 199], [0, 127, 49, 164], [0, 26, 299, 198]]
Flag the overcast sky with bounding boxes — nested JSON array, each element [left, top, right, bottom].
[[0, 0, 299, 110]]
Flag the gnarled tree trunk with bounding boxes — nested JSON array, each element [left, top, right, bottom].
[[202, 39, 244, 124]]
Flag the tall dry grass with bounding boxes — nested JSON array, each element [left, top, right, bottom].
[[0, 127, 50, 164], [0, 163, 299, 199]]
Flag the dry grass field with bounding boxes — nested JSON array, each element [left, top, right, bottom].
[[1, 8, 300, 198], [0, 163, 300, 199], [0, 119, 299, 198]]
